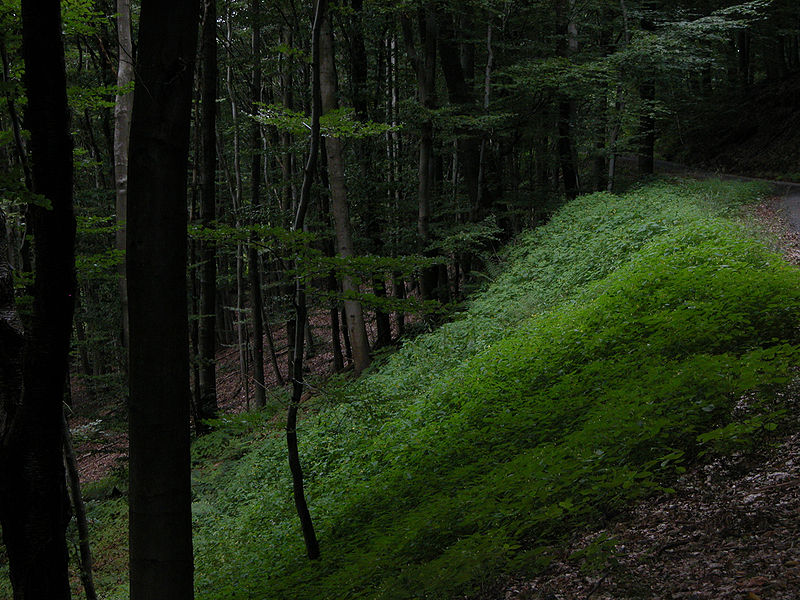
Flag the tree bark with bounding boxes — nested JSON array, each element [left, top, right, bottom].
[[127, 0, 198, 597], [319, 4, 371, 375]]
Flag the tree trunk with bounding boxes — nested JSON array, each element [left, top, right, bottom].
[[286, 0, 324, 560], [373, 278, 392, 349], [249, 0, 267, 408], [637, 8, 656, 175], [555, 0, 580, 198], [402, 10, 438, 301], [0, 1, 75, 596], [127, 1, 198, 597], [197, 0, 219, 427], [221, 6, 250, 406], [437, 7, 481, 219], [63, 411, 98, 600], [114, 0, 133, 352], [319, 4, 371, 375]]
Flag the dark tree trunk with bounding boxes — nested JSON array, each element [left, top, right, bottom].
[[318, 149, 345, 372], [437, 8, 481, 218], [393, 273, 406, 337], [402, 9, 439, 301], [63, 411, 98, 600], [637, 75, 655, 175], [127, 0, 198, 597], [637, 10, 656, 175], [555, 0, 580, 198], [197, 0, 219, 427], [373, 278, 392, 349], [286, 0, 324, 560], [0, 1, 75, 596]]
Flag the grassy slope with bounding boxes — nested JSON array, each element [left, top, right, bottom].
[[189, 178, 800, 600]]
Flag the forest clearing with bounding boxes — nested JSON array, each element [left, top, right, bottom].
[[2, 0, 800, 598]]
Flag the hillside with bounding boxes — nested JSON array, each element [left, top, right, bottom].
[[183, 178, 800, 599]]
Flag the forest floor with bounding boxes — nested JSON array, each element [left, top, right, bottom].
[[69, 294, 407, 487], [483, 183, 800, 600]]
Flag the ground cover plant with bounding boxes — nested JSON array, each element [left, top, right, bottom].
[[94, 179, 800, 599]]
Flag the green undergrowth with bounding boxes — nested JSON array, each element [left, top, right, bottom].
[[81, 177, 795, 600], [189, 178, 800, 599]]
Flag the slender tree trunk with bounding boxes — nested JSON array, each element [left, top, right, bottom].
[[0, 1, 75, 596], [63, 411, 98, 600], [373, 278, 392, 348], [476, 21, 493, 215], [127, 0, 198, 596], [329, 293, 344, 372], [249, 0, 267, 407], [286, 0, 324, 560], [607, 0, 630, 192], [222, 6, 250, 407], [319, 4, 371, 375], [393, 273, 406, 337], [0, 43, 31, 190], [318, 149, 345, 372], [637, 5, 656, 175], [637, 76, 656, 175], [437, 7, 481, 219], [114, 0, 133, 353], [262, 305, 284, 386], [403, 10, 438, 301], [348, 0, 391, 347], [198, 0, 219, 426], [555, 0, 580, 198]]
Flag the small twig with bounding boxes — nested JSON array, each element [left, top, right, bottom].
[[757, 478, 800, 492], [584, 570, 610, 599]]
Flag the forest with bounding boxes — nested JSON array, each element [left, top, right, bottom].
[[1, 0, 800, 598]]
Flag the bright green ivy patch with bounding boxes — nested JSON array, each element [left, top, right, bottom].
[[184, 178, 798, 599]]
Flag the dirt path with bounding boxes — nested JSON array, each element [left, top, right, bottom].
[[777, 183, 800, 232]]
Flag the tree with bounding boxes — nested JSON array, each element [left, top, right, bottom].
[[126, 0, 198, 596], [402, 7, 439, 301], [319, 2, 371, 375], [198, 0, 219, 425], [0, 0, 76, 596], [287, 0, 324, 560], [114, 0, 134, 353], [248, 0, 267, 408]]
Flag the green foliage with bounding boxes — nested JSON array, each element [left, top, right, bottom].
[[188, 179, 800, 599], [67, 82, 133, 112], [253, 104, 399, 139], [61, 0, 106, 36]]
